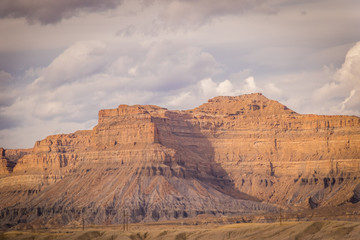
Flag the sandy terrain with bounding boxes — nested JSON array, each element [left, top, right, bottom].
[[1, 220, 360, 240]]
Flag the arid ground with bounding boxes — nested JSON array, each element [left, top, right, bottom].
[[1, 220, 360, 240]]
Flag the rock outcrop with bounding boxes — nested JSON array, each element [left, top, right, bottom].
[[190, 94, 360, 208], [0, 93, 359, 228]]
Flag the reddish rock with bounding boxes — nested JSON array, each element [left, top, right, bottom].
[[0, 93, 359, 227]]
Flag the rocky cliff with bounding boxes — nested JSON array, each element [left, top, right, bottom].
[[0, 93, 359, 228]]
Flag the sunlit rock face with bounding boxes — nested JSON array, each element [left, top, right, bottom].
[[0, 93, 359, 227]]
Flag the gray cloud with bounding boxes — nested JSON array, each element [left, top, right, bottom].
[[116, 25, 136, 37], [157, 0, 276, 27], [137, 43, 222, 91], [0, 114, 21, 130], [0, 0, 122, 24], [0, 70, 17, 107], [1, 0, 359, 149], [2, 40, 222, 129], [32, 41, 110, 88], [0, 70, 12, 87]]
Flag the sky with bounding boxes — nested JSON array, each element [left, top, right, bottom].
[[0, 0, 360, 149]]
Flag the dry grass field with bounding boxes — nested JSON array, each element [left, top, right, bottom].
[[1, 220, 360, 240]]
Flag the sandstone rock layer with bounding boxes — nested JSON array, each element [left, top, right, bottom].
[[0, 93, 359, 227]]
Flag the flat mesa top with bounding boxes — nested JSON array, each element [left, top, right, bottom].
[[98, 93, 297, 119]]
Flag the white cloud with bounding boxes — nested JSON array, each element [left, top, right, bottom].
[[200, 78, 240, 99], [33, 41, 108, 88], [263, 83, 282, 98], [128, 66, 138, 76], [0, 40, 224, 147], [200, 78, 217, 97], [313, 41, 360, 116], [164, 77, 261, 109], [340, 89, 356, 112], [243, 76, 257, 93], [335, 41, 360, 86], [17, 40, 222, 121], [216, 80, 234, 95], [166, 91, 191, 108], [3, 39, 360, 149]]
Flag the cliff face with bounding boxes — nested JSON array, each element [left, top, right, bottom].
[[0, 93, 359, 227], [188, 94, 360, 208]]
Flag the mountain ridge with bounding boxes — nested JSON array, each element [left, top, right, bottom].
[[0, 93, 359, 228]]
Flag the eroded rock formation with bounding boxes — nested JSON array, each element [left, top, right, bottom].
[[0, 93, 359, 227]]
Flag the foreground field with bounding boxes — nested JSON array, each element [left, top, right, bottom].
[[1, 220, 360, 240]]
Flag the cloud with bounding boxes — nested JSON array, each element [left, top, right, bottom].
[[217, 80, 234, 95], [166, 91, 191, 108], [158, 0, 276, 27], [264, 83, 282, 98], [261, 41, 360, 116], [1, 0, 360, 149], [165, 78, 237, 109], [314, 41, 360, 116], [165, 76, 263, 109], [116, 24, 136, 37], [164, 39, 360, 116], [33, 41, 109, 88], [243, 76, 257, 93], [340, 89, 356, 112], [0, 115, 20, 130], [0, 40, 225, 148], [0, 70, 17, 107], [2, 39, 359, 149], [200, 78, 242, 99], [335, 41, 360, 86], [0, 119, 96, 149], [130, 43, 222, 91], [0, 0, 122, 24], [0, 70, 12, 85], [0, 0, 277, 26], [199, 78, 218, 97]]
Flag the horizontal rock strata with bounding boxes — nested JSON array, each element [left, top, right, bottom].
[[0, 93, 359, 227]]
